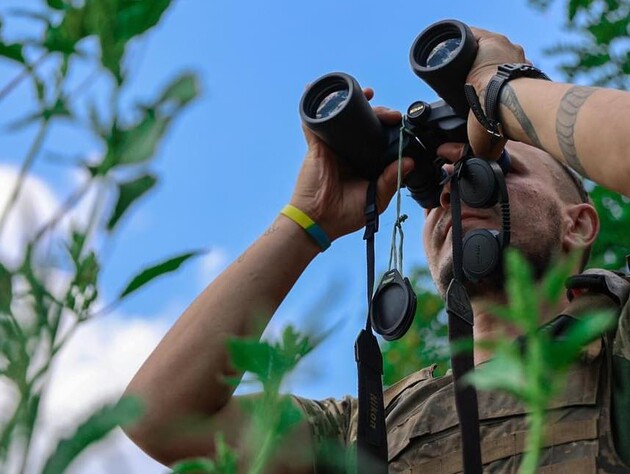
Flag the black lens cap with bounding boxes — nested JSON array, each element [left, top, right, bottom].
[[370, 269, 417, 341], [459, 158, 499, 208]]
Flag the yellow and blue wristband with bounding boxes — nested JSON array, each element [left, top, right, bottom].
[[280, 204, 331, 251]]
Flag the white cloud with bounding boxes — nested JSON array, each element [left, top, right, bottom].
[[197, 248, 229, 288], [32, 314, 172, 474], [0, 165, 61, 267], [0, 165, 173, 473]]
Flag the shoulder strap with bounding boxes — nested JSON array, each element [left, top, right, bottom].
[[566, 269, 630, 307]]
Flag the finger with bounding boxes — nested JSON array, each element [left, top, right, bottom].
[[363, 87, 374, 101], [436, 143, 466, 163], [373, 106, 402, 125], [469, 26, 494, 39], [375, 158, 414, 213], [301, 122, 320, 148]]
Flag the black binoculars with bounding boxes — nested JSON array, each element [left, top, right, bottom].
[[299, 20, 478, 209]]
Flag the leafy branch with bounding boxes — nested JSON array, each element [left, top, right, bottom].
[[0, 1, 203, 472], [465, 249, 615, 473]]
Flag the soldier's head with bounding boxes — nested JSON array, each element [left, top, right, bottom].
[[422, 141, 598, 300]]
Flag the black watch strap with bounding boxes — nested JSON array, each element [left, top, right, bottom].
[[465, 63, 550, 141], [485, 63, 550, 125]]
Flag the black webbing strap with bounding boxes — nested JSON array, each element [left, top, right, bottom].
[[355, 180, 388, 474], [447, 171, 483, 473]]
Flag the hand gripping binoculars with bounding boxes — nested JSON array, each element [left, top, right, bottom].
[[299, 20, 481, 209]]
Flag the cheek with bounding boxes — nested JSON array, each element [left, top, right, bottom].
[[509, 186, 561, 242], [422, 212, 437, 250]]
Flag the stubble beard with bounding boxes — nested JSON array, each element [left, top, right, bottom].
[[433, 208, 563, 301]]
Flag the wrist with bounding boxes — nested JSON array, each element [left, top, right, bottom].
[[466, 63, 550, 142], [274, 213, 323, 259], [280, 204, 332, 252]]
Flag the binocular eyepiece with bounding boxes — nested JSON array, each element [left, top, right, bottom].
[[300, 20, 478, 209]]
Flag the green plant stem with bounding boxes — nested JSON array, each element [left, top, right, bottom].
[[0, 53, 47, 104], [18, 178, 105, 473], [248, 404, 278, 474], [33, 179, 91, 243], [0, 119, 50, 238], [521, 324, 546, 473], [521, 406, 545, 474]]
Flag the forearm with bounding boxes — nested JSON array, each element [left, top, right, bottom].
[[123, 214, 320, 439], [498, 78, 630, 195]]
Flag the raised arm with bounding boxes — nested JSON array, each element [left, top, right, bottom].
[[461, 27, 630, 196], [121, 94, 412, 470]]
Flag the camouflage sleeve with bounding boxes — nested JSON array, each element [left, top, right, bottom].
[[292, 394, 357, 473]]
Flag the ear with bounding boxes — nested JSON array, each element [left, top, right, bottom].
[[562, 203, 599, 252]]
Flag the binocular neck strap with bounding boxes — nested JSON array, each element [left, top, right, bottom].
[[355, 180, 388, 474], [447, 173, 483, 474]]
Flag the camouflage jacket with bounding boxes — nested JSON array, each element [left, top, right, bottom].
[[294, 270, 630, 473]]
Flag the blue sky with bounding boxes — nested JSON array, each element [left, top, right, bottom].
[[121, 0, 567, 399], [0, 1, 569, 470], [1, 0, 568, 397]]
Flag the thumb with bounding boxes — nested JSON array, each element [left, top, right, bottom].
[[376, 158, 414, 213]]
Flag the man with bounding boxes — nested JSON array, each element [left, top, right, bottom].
[[122, 27, 630, 472]]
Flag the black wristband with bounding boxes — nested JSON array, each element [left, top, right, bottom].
[[485, 63, 550, 126], [465, 63, 550, 141]]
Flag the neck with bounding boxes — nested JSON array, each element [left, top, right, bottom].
[[470, 291, 570, 366]]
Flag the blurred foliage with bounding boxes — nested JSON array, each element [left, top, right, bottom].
[[171, 326, 316, 474], [0, 1, 201, 472], [381, 268, 448, 386], [529, 0, 630, 89], [383, 0, 630, 384], [466, 250, 615, 472]]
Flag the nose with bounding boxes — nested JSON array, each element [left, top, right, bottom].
[[439, 164, 455, 209]]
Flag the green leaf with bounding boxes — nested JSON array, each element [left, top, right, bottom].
[[171, 458, 216, 474], [44, 6, 87, 54], [587, 17, 628, 45], [0, 263, 12, 313], [94, 72, 199, 175], [95, 0, 173, 82], [109, 111, 170, 168], [119, 250, 204, 299], [106, 174, 157, 231], [227, 338, 274, 380], [465, 355, 526, 398], [157, 73, 200, 110], [568, 0, 593, 21], [214, 433, 238, 473], [0, 41, 25, 64], [275, 396, 304, 437], [115, 0, 172, 41], [47, 0, 66, 10], [227, 326, 314, 386], [41, 397, 143, 474], [546, 311, 616, 368], [505, 249, 538, 332]]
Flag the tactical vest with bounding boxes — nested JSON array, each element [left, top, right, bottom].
[[370, 269, 630, 473]]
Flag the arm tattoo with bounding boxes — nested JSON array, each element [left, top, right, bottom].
[[263, 221, 279, 237], [499, 84, 543, 148], [237, 222, 280, 263], [556, 86, 597, 178]]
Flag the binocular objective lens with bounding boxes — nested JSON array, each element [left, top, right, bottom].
[[315, 89, 349, 119], [425, 37, 461, 68]]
